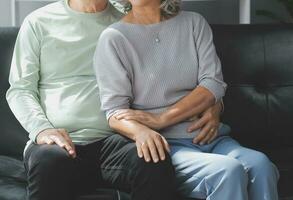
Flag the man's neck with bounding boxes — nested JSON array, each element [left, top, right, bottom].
[[69, 0, 108, 13]]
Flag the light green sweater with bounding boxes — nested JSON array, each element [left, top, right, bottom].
[[6, 0, 122, 144]]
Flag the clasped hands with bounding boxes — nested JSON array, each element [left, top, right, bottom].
[[113, 103, 222, 163]]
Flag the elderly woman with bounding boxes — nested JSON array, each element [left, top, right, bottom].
[[94, 0, 279, 199]]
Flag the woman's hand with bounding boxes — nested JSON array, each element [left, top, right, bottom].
[[134, 130, 170, 163], [109, 114, 170, 163], [113, 109, 166, 130], [188, 102, 222, 145], [113, 101, 222, 146]]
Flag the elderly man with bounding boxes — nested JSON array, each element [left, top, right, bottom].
[[6, 0, 223, 199]]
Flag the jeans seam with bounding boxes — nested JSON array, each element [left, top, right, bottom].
[[176, 171, 211, 198], [116, 190, 121, 200], [100, 166, 126, 170]]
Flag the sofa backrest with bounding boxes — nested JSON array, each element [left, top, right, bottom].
[[0, 27, 27, 159], [212, 24, 293, 147], [1, 25, 293, 158]]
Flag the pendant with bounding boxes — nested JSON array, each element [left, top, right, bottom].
[[155, 37, 160, 43]]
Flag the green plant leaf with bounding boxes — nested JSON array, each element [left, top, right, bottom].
[[278, 0, 293, 17], [256, 9, 286, 22]]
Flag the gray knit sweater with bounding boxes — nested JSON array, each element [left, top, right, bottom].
[[94, 11, 227, 139]]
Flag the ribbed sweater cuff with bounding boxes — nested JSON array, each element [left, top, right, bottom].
[[199, 78, 226, 103]]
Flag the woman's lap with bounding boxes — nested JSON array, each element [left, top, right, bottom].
[[168, 135, 278, 174], [167, 136, 279, 199]]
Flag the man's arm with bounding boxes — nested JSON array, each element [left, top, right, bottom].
[[6, 17, 53, 141], [6, 17, 75, 157]]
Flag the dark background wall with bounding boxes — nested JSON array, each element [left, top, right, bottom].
[[0, 0, 291, 26], [182, 0, 291, 24]]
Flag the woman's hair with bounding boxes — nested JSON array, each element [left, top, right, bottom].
[[122, 0, 181, 18]]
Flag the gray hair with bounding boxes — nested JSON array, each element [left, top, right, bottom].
[[119, 0, 181, 18]]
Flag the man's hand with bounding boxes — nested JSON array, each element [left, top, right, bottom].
[[113, 109, 165, 130], [134, 130, 170, 163], [188, 102, 222, 145], [36, 128, 76, 158]]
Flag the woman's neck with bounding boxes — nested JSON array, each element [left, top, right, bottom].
[[69, 0, 108, 13], [124, 5, 162, 25]]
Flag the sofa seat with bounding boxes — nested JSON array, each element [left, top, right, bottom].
[[0, 156, 27, 200], [0, 155, 131, 200], [259, 146, 293, 199], [2, 24, 293, 199]]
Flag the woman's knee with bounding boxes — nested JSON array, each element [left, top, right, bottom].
[[247, 151, 279, 180], [175, 156, 248, 198], [218, 157, 248, 184]]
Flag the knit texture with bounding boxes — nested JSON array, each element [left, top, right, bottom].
[[94, 11, 227, 138]]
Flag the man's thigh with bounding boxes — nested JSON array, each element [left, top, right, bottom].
[[24, 143, 100, 197], [97, 134, 139, 191]]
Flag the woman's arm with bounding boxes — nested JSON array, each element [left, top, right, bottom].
[[114, 98, 222, 145], [160, 14, 227, 127], [114, 14, 226, 131], [114, 87, 218, 129], [157, 86, 216, 128], [94, 30, 169, 163], [109, 117, 170, 163]]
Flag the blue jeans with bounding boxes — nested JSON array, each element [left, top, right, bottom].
[[167, 125, 279, 200]]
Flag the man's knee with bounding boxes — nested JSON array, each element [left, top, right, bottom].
[[26, 144, 72, 173], [129, 147, 175, 182], [25, 144, 76, 200], [127, 148, 177, 198]]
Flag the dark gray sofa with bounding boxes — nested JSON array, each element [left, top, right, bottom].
[[1, 24, 293, 200]]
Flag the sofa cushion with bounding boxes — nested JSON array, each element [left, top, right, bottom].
[[0, 27, 28, 159], [77, 189, 130, 200], [0, 155, 132, 200], [0, 156, 27, 181], [259, 146, 293, 199], [0, 156, 27, 200], [0, 177, 27, 200], [212, 24, 293, 147]]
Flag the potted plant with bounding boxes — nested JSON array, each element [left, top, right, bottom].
[[256, 0, 293, 23]]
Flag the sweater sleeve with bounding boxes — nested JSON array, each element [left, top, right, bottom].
[[194, 14, 227, 103], [6, 17, 54, 142], [93, 29, 133, 121]]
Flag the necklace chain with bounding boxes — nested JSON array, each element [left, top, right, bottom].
[[130, 12, 165, 44]]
